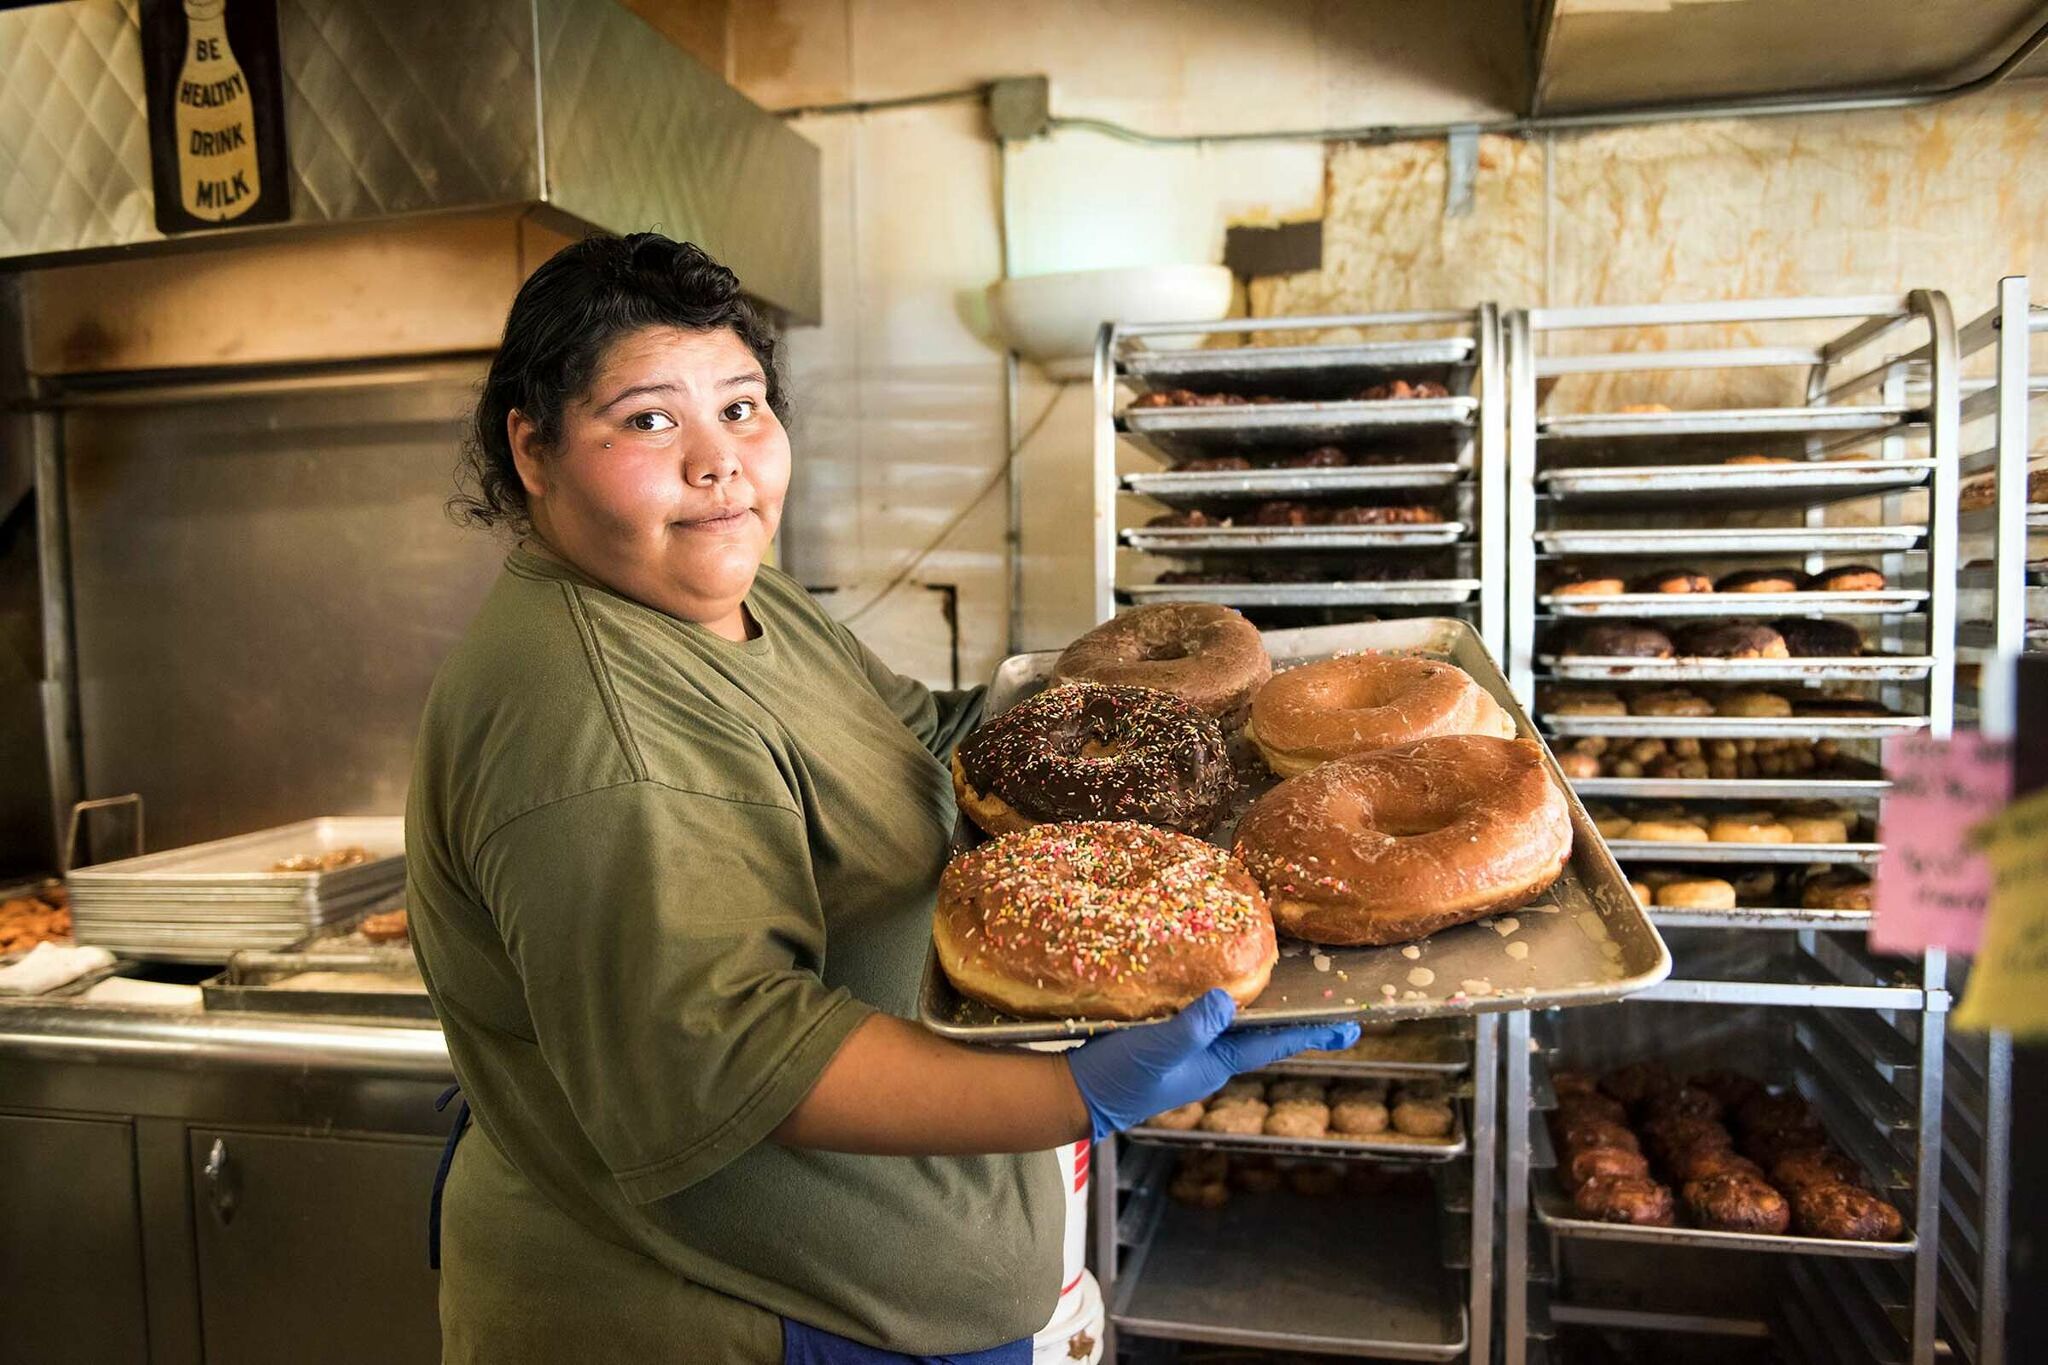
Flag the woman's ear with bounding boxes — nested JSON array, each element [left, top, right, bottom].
[[508, 410, 547, 500]]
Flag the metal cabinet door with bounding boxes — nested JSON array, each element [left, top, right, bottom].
[[188, 1128, 442, 1365], [0, 1112, 150, 1365]]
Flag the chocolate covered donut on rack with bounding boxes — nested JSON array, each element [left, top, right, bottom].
[[1563, 622, 1676, 658], [1772, 617, 1863, 657]]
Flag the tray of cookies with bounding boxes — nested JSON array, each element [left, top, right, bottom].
[[1625, 865, 1873, 927], [1534, 1060, 1914, 1259], [919, 614, 1669, 1042], [1540, 616, 1933, 682], [1596, 800, 1880, 866], [1129, 1080, 1467, 1163]]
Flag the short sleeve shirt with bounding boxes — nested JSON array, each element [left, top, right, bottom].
[[406, 550, 1063, 1360]]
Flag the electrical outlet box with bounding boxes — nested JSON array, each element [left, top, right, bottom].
[[988, 75, 1051, 142]]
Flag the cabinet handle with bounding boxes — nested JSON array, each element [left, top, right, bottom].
[[203, 1138, 238, 1225]]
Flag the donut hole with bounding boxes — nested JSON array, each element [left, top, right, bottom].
[[1371, 810, 1459, 839], [1078, 738, 1128, 760], [1139, 638, 1192, 662]]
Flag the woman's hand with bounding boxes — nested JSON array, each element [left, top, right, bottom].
[[1065, 989, 1361, 1141]]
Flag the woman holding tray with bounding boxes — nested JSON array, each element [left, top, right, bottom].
[[406, 232, 1353, 1365]]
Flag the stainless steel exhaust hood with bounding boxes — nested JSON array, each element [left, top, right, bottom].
[[0, 0, 821, 321]]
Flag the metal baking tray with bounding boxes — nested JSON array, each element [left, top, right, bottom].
[[201, 949, 433, 1021], [1113, 1184, 1468, 1359], [1532, 1175, 1914, 1260], [1538, 655, 1936, 683], [1957, 504, 2048, 535], [1125, 1108, 1466, 1163], [1122, 396, 1478, 451], [1543, 714, 1929, 742], [1538, 527, 1926, 557], [1262, 1020, 1472, 1077], [1123, 522, 1465, 552], [1124, 463, 1465, 501], [67, 817, 404, 891], [1602, 838, 1881, 867], [1540, 591, 1926, 619], [920, 617, 1671, 1042], [1645, 904, 1872, 931], [1570, 761, 1890, 802], [1539, 460, 1935, 508], [1119, 580, 1482, 608], [1122, 337, 1474, 393], [1539, 403, 1918, 446]]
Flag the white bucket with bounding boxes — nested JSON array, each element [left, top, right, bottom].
[[1030, 1139, 1102, 1364]]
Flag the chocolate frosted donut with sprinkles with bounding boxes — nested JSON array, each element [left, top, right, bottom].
[[934, 822, 1278, 1020], [952, 683, 1232, 837]]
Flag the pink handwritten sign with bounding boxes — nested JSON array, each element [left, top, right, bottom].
[[1871, 732, 2013, 955]]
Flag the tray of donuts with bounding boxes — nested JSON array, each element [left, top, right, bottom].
[[1535, 1061, 1914, 1258], [920, 610, 1670, 1042], [1624, 864, 1874, 923], [1587, 802, 1878, 866], [1539, 617, 1933, 683], [1120, 381, 1478, 450], [1132, 1074, 1466, 1162], [1542, 562, 1925, 618]]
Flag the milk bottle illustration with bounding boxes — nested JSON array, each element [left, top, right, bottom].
[[174, 0, 263, 221]]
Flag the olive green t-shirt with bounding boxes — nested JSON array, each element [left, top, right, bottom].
[[406, 549, 1063, 1363]]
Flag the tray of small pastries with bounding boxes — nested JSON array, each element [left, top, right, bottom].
[[1534, 1058, 1914, 1258], [919, 613, 1670, 1042], [1120, 383, 1478, 452], [200, 905, 428, 1020], [1128, 1073, 1467, 1162]]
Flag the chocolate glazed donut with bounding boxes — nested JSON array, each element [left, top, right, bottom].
[[952, 683, 1231, 837], [1053, 602, 1272, 724]]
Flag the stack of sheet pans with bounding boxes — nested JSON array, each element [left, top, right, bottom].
[[68, 817, 405, 963]]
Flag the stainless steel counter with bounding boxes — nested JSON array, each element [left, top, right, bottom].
[[0, 995, 451, 1080]]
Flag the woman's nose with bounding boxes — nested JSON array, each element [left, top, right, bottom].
[[683, 439, 741, 486]]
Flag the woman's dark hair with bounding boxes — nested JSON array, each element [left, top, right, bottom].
[[453, 232, 785, 531]]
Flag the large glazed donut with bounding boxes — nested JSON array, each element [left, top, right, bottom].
[[1053, 603, 1272, 723], [934, 822, 1277, 1020], [1233, 735, 1573, 945], [953, 683, 1230, 837], [1246, 655, 1516, 778]]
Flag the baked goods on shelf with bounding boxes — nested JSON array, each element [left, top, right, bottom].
[[0, 882, 71, 956], [1235, 735, 1572, 945], [1635, 569, 1715, 594], [1802, 870, 1873, 910], [1770, 616, 1864, 658], [1808, 564, 1886, 592], [1165, 1149, 1434, 1208], [356, 907, 410, 944], [1583, 801, 1861, 847], [1543, 687, 1628, 717], [1247, 655, 1516, 776], [1128, 388, 1286, 408], [953, 683, 1232, 836], [1052, 601, 1272, 722], [1549, 1059, 1905, 1241], [1551, 568, 1627, 596], [1673, 623, 1790, 660], [1356, 379, 1452, 400], [270, 846, 374, 873], [934, 822, 1276, 1019], [1143, 1075, 1458, 1147], [1563, 622, 1675, 658], [1558, 732, 1852, 781], [1713, 569, 1802, 594], [1959, 464, 2048, 510]]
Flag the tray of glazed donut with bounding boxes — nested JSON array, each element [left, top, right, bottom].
[[1586, 801, 1879, 866], [1622, 864, 1873, 925], [1539, 611, 1934, 684], [1130, 1073, 1466, 1162], [919, 611, 1671, 1043], [1534, 1059, 1914, 1258], [1120, 384, 1478, 452]]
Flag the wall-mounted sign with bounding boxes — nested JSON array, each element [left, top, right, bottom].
[[139, 0, 291, 233]]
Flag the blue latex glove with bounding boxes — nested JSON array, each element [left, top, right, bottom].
[[1064, 989, 1363, 1142]]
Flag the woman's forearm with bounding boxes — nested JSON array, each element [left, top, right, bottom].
[[773, 1013, 1092, 1155]]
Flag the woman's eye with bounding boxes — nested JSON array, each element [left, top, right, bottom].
[[723, 398, 757, 422], [626, 410, 675, 432]]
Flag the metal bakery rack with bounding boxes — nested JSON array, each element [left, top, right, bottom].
[[1941, 274, 2041, 1365], [1091, 308, 1507, 655], [1094, 1016, 1499, 1364], [1499, 294, 1990, 1364]]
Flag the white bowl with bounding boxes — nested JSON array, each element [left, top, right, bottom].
[[986, 264, 1235, 380]]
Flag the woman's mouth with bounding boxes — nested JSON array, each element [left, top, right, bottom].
[[673, 507, 751, 532]]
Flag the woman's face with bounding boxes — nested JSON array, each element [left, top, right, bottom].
[[510, 325, 788, 637]]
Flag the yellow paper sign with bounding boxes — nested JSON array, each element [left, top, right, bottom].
[[1953, 786, 2048, 1036]]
